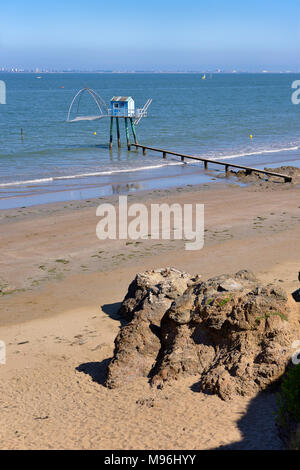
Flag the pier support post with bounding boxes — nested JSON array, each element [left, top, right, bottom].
[[181, 156, 184, 162], [142, 147, 146, 155], [225, 165, 229, 175], [116, 118, 121, 148], [109, 117, 113, 150], [125, 118, 130, 150], [163, 152, 166, 159], [129, 118, 138, 144], [204, 161, 208, 169]]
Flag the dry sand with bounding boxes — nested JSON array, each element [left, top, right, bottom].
[[1, 181, 300, 449]]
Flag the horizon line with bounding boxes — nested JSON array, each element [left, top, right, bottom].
[[1, 70, 300, 74]]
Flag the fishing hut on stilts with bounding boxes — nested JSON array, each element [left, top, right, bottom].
[[66, 88, 293, 183], [67, 87, 152, 149]]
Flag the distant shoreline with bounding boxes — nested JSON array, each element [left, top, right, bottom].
[[1, 71, 300, 74]]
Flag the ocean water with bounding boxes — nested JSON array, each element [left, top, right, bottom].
[[0, 72, 300, 208]]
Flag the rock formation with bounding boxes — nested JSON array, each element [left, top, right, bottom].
[[230, 166, 300, 189], [106, 268, 199, 389], [106, 269, 300, 400]]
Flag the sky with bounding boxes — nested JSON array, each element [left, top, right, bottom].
[[0, 0, 299, 71]]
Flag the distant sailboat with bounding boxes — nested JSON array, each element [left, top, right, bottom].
[[201, 74, 206, 80]]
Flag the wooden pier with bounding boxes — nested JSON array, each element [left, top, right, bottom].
[[129, 143, 292, 183]]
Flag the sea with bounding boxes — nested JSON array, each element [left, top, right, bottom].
[[0, 72, 300, 209]]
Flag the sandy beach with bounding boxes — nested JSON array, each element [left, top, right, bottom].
[[1, 180, 300, 450]]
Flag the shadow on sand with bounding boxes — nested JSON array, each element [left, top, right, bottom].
[[212, 390, 284, 450], [76, 358, 111, 387], [75, 303, 125, 386], [189, 376, 285, 450], [292, 288, 300, 303], [75, 302, 125, 388], [101, 302, 127, 327]]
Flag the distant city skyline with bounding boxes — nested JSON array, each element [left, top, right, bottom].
[[1, 0, 299, 72], [1, 68, 300, 74]]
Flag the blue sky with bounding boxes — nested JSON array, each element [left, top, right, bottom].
[[0, 0, 299, 71]]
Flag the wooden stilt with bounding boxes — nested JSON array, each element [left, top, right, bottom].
[[142, 147, 146, 155], [204, 161, 208, 169], [163, 152, 166, 159], [116, 117, 121, 148], [109, 117, 113, 149], [125, 118, 130, 150], [129, 118, 138, 144]]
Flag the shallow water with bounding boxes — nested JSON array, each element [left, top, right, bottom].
[[0, 72, 300, 208]]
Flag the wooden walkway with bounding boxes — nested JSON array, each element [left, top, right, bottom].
[[130, 143, 292, 183]]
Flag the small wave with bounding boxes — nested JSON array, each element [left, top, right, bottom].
[[208, 145, 300, 161], [0, 177, 54, 187], [0, 162, 183, 188]]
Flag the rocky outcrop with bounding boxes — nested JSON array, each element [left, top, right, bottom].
[[153, 270, 300, 400], [106, 268, 199, 389], [264, 166, 300, 183], [106, 269, 300, 400], [230, 166, 300, 190]]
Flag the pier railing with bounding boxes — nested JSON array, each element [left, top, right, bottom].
[[129, 143, 292, 183]]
